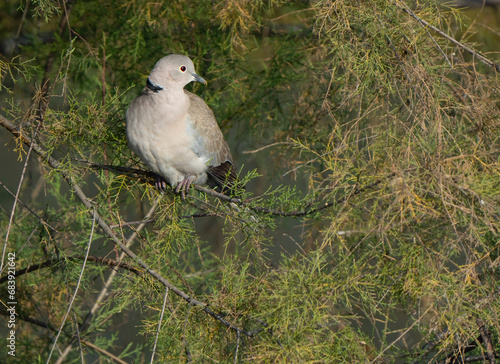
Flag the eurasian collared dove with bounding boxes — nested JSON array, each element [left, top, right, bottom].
[[126, 54, 236, 196]]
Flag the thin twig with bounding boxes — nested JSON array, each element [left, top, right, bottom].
[[478, 322, 496, 364], [394, 0, 500, 72], [150, 287, 169, 364], [56, 197, 160, 362], [243, 141, 295, 154], [1, 125, 39, 274], [281, 135, 378, 177], [234, 330, 241, 364], [181, 306, 193, 363], [421, 24, 452, 68], [15, 0, 30, 40], [109, 218, 157, 228], [80, 199, 160, 328], [0, 255, 142, 284], [195, 177, 394, 217], [370, 304, 434, 363], [0, 180, 59, 233], [48, 208, 97, 363], [80, 339, 129, 364], [73, 311, 84, 364]]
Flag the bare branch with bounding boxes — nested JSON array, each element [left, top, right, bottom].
[[0, 180, 59, 233], [80, 339, 129, 364], [234, 330, 241, 364], [393, 0, 500, 72], [47, 208, 97, 363], [0, 255, 141, 284], [82, 160, 398, 217], [478, 322, 497, 364], [150, 287, 169, 364]]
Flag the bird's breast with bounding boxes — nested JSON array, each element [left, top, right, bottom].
[[126, 94, 207, 182]]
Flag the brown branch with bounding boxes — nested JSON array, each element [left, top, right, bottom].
[[56, 197, 161, 362], [181, 306, 193, 362], [83, 161, 395, 217], [0, 180, 59, 233], [439, 332, 499, 364], [79, 199, 160, 335], [39, 2, 73, 116], [1, 118, 40, 274], [80, 339, 129, 364], [478, 322, 497, 364], [196, 181, 389, 217], [394, 0, 500, 72], [0, 309, 57, 333], [0, 255, 142, 284], [108, 213, 216, 228], [0, 310, 136, 364], [410, 330, 449, 364]]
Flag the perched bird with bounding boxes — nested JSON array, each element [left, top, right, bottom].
[[126, 54, 236, 197]]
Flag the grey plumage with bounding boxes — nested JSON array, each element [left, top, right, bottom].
[[126, 54, 236, 195]]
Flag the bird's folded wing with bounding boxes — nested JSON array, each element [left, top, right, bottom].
[[186, 91, 233, 167]]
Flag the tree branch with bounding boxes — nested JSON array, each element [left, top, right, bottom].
[[0, 255, 142, 284], [394, 0, 500, 72], [83, 161, 396, 217]]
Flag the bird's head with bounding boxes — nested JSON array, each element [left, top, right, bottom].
[[148, 54, 206, 90]]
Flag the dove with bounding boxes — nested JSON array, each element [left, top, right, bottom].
[[126, 54, 236, 197]]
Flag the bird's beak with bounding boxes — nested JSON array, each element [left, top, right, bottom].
[[192, 73, 207, 84]]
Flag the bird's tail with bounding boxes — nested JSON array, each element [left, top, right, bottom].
[[206, 161, 240, 195]]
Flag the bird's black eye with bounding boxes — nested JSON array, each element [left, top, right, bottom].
[[180, 65, 187, 72]]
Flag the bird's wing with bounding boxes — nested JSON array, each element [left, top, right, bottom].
[[185, 91, 237, 191], [186, 91, 232, 167]]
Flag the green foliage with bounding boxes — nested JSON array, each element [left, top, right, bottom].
[[31, 0, 62, 22], [0, 0, 499, 362]]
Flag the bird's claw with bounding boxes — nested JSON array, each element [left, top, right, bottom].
[[155, 175, 169, 193], [175, 176, 196, 200]]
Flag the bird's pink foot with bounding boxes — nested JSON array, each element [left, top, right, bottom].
[[155, 175, 169, 192], [175, 175, 196, 200]]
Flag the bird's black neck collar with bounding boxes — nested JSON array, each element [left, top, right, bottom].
[[146, 78, 163, 93]]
